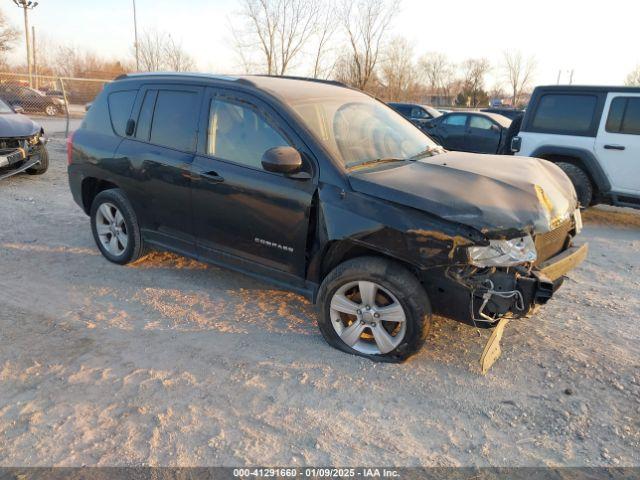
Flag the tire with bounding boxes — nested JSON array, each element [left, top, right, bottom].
[[44, 105, 58, 116], [317, 256, 432, 363], [556, 162, 593, 208], [90, 188, 146, 265], [25, 145, 49, 175]]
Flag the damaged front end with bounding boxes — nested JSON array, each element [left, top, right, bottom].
[[425, 210, 587, 327], [0, 134, 45, 180]]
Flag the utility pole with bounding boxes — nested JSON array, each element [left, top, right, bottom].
[[132, 0, 140, 71], [32, 25, 37, 89], [569, 69, 574, 85], [12, 1, 39, 88]]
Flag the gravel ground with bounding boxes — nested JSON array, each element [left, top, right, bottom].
[[0, 137, 639, 467]]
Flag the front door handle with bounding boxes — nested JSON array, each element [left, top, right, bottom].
[[200, 170, 225, 183], [604, 144, 626, 151]]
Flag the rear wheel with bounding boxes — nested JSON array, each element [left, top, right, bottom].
[[317, 256, 431, 362], [90, 188, 145, 264], [556, 162, 593, 208], [25, 145, 49, 175]]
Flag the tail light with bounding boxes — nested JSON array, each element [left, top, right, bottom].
[[66, 131, 75, 165]]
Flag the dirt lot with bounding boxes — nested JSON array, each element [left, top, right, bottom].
[[1, 136, 639, 467]]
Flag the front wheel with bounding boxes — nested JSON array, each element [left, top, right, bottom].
[[25, 145, 49, 175], [317, 256, 432, 362]]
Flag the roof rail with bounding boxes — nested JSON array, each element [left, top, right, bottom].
[[252, 74, 348, 88]]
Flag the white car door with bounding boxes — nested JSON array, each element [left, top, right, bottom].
[[595, 92, 640, 194]]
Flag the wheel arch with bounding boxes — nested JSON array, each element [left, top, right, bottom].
[[81, 177, 119, 214], [531, 145, 611, 194], [313, 239, 422, 302]]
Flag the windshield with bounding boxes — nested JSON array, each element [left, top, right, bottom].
[[0, 98, 13, 113], [290, 94, 441, 169]]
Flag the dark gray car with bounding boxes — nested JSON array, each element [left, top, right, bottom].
[[424, 111, 512, 154], [0, 98, 49, 179]]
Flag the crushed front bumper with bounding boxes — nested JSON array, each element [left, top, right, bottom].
[[424, 243, 589, 327], [0, 148, 42, 180], [538, 243, 589, 281]]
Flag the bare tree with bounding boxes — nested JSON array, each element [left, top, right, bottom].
[[311, 2, 338, 78], [137, 29, 166, 72], [339, 0, 400, 90], [136, 29, 195, 72], [625, 65, 640, 86], [232, 0, 321, 75], [380, 37, 417, 100], [0, 8, 19, 66], [460, 58, 491, 107], [164, 35, 195, 72], [502, 50, 536, 106], [418, 52, 455, 100]]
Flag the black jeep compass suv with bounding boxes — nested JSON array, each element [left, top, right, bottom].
[[67, 73, 587, 364]]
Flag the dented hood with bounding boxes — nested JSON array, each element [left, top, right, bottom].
[[0, 113, 40, 138], [348, 152, 577, 235]]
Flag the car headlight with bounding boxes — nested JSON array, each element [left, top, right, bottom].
[[468, 235, 537, 267]]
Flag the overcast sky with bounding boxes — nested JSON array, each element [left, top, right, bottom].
[[3, 0, 638, 86]]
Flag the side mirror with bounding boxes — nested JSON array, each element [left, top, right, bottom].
[[13, 105, 24, 114], [490, 124, 501, 133], [261, 146, 303, 174], [424, 119, 434, 128]]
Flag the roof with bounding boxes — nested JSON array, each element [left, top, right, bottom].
[[115, 72, 356, 103], [534, 84, 640, 93]]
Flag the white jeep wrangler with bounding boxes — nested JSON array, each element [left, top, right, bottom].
[[512, 85, 640, 208]]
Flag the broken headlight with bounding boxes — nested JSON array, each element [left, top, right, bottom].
[[468, 235, 537, 267]]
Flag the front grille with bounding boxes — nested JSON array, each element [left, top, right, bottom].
[[534, 219, 572, 265], [0, 138, 22, 150]]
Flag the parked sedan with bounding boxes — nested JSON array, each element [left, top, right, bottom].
[[0, 84, 66, 116], [388, 102, 441, 130], [0, 98, 49, 179], [423, 111, 512, 154]]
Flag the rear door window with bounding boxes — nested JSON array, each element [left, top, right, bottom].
[[606, 97, 640, 135], [531, 94, 597, 134], [443, 114, 467, 126], [469, 115, 494, 130], [108, 90, 137, 137], [149, 89, 200, 151]]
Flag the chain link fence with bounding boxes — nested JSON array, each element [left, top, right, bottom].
[[0, 72, 112, 137]]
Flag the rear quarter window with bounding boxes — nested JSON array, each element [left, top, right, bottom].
[[108, 90, 138, 137], [530, 94, 598, 135], [82, 91, 112, 134]]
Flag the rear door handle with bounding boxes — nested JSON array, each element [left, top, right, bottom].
[[200, 170, 225, 183], [604, 144, 626, 150]]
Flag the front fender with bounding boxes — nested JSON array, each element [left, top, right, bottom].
[[308, 183, 484, 283]]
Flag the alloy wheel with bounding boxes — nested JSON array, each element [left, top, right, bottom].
[[95, 202, 128, 257], [329, 280, 407, 355]]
